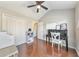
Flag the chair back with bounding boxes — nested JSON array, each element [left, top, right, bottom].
[[51, 32, 60, 40]]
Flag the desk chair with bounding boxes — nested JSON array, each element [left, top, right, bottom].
[[51, 32, 62, 51]]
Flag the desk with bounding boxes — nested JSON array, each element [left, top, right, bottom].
[[46, 29, 68, 51]]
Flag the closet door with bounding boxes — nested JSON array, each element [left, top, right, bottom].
[[0, 11, 2, 31], [6, 16, 16, 35], [37, 22, 44, 40], [15, 19, 26, 45], [2, 13, 7, 32]]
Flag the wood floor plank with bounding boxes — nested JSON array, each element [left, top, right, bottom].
[[17, 38, 78, 57]]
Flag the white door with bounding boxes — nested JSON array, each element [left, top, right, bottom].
[[37, 22, 44, 40]]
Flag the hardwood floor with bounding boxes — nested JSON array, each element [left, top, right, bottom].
[[17, 38, 78, 57]]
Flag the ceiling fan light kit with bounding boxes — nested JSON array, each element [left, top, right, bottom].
[[37, 5, 41, 9]]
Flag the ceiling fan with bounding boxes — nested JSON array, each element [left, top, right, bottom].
[[27, 1, 48, 13]]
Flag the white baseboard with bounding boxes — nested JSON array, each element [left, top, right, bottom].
[[16, 41, 26, 46], [38, 38, 76, 49]]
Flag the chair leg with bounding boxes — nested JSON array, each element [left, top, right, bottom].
[[61, 43, 62, 49], [58, 44, 60, 51], [52, 42, 53, 47], [52, 42, 54, 56], [58, 44, 62, 56]]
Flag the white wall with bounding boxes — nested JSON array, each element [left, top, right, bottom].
[[75, 2, 79, 55], [0, 8, 36, 45], [39, 9, 75, 49]]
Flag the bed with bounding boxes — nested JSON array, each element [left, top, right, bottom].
[[0, 32, 18, 57]]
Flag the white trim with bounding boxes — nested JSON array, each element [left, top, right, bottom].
[[38, 38, 76, 49], [16, 41, 26, 46]]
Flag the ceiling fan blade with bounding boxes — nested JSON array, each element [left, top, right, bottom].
[[36, 1, 44, 5], [27, 5, 36, 8], [37, 8, 39, 13], [41, 5, 48, 10]]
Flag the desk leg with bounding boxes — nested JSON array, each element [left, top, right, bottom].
[[66, 37, 68, 51], [49, 37, 50, 43], [46, 36, 47, 42]]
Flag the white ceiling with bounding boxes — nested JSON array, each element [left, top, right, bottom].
[[0, 1, 77, 20]]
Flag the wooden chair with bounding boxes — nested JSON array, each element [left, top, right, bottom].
[[51, 32, 62, 51]]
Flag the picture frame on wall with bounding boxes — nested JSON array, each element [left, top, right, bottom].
[[60, 23, 67, 30], [56, 25, 60, 30]]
